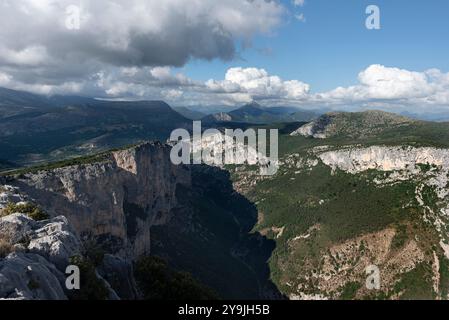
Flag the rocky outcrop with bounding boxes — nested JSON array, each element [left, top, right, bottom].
[[1, 214, 80, 269], [203, 112, 233, 122], [291, 110, 414, 138], [0, 185, 24, 206], [0, 252, 67, 300], [0, 213, 81, 300], [8, 142, 190, 260], [291, 113, 334, 138]]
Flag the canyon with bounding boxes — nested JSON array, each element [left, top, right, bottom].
[[0, 141, 279, 300]]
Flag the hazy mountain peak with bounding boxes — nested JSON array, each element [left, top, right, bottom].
[[241, 101, 264, 109]]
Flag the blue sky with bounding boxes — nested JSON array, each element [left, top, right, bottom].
[[183, 0, 449, 92]]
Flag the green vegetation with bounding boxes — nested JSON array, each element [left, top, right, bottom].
[[68, 255, 110, 300], [393, 263, 435, 300], [82, 240, 106, 268], [391, 224, 408, 250], [0, 201, 49, 221], [417, 163, 432, 172], [340, 282, 362, 300], [0, 91, 191, 170], [439, 256, 449, 297], [1, 152, 113, 177], [230, 118, 449, 299], [134, 256, 219, 300], [0, 141, 147, 177], [250, 163, 416, 243], [260, 158, 431, 296], [421, 185, 440, 210], [65, 240, 110, 300]]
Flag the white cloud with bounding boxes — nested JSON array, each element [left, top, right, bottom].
[[0, 70, 84, 95], [316, 64, 448, 107], [162, 89, 183, 100], [199, 64, 449, 112], [3, 60, 449, 113], [358, 64, 433, 99], [205, 67, 310, 101], [293, 0, 305, 7], [0, 46, 49, 67]]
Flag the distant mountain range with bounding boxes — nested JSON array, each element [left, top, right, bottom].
[[202, 102, 318, 124], [0, 87, 194, 167], [6, 86, 447, 172], [0, 87, 322, 169], [0, 86, 96, 109]]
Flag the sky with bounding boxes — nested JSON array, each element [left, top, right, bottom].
[[0, 0, 449, 115]]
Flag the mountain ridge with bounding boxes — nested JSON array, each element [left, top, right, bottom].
[[291, 110, 416, 139], [203, 101, 318, 124]]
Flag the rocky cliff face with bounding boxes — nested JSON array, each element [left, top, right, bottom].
[[316, 145, 449, 250], [0, 142, 193, 300], [317, 145, 449, 174], [1, 141, 190, 300], [8, 142, 190, 260]]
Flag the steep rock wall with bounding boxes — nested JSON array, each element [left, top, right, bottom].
[[9, 142, 191, 259]]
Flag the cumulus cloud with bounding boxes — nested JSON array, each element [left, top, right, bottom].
[[0, 0, 285, 94], [94, 66, 201, 98], [205, 67, 310, 101], [196, 64, 449, 111], [315, 65, 449, 108], [92, 66, 312, 107]]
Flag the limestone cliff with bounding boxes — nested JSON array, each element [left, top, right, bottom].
[[7, 142, 191, 260]]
